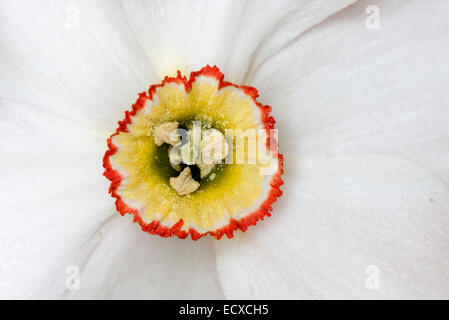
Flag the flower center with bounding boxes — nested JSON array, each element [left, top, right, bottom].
[[154, 120, 229, 195], [103, 66, 283, 239]]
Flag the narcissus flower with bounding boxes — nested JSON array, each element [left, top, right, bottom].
[[1, 0, 449, 300], [104, 66, 283, 240]]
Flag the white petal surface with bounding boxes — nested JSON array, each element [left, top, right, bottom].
[[216, 154, 449, 299], [120, 0, 355, 82], [216, 0, 449, 299], [0, 0, 155, 131], [250, 0, 449, 182], [0, 99, 112, 299], [67, 214, 224, 299]]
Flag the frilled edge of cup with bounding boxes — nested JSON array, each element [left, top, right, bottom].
[[103, 65, 284, 240]]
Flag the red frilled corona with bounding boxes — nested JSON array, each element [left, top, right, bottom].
[[103, 66, 283, 240]]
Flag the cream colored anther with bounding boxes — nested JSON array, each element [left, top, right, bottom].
[[200, 129, 229, 165], [154, 122, 180, 146], [168, 140, 200, 170], [169, 167, 200, 195], [168, 145, 182, 171]]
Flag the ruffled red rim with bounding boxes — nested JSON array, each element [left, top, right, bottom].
[[103, 65, 284, 240]]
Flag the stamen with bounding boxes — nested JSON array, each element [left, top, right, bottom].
[[154, 121, 180, 146], [161, 121, 230, 193], [168, 145, 182, 171], [200, 128, 229, 165], [169, 167, 200, 195], [103, 65, 283, 240]]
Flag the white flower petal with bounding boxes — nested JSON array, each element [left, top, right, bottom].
[[0, 0, 160, 298], [0, 99, 114, 299], [120, 0, 355, 82], [67, 214, 224, 299], [250, 0, 449, 181], [215, 153, 449, 299], [239, 0, 356, 83], [0, 0, 156, 130], [216, 0, 449, 299]]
